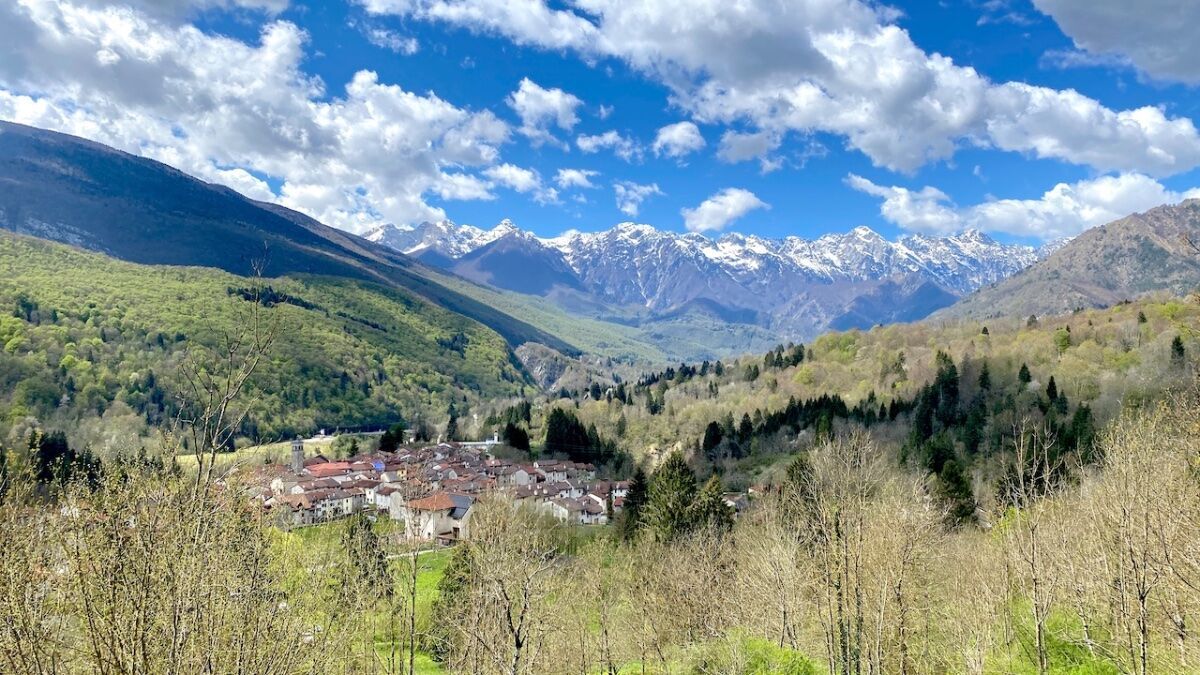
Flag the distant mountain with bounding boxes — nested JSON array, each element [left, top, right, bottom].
[[449, 229, 585, 296], [370, 218, 1054, 339], [943, 200, 1200, 320], [0, 121, 576, 355], [364, 220, 516, 265]]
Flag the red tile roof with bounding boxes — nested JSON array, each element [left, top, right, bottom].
[[407, 491, 457, 511]]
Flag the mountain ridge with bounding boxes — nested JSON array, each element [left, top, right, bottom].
[[941, 199, 1200, 320], [0, 120, 578, 356], [366, 217, 1059, 339]]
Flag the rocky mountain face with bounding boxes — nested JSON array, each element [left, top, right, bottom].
[[941, 199, 1200, 321], [369, 218, 1055, 339]]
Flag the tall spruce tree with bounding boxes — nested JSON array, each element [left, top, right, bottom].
[[691, 475, 734, 532], [618, 467, 649, 541], [645, 451, 697, 541]]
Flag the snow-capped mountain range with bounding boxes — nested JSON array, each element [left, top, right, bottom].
[[365, 219, 1061, 339]]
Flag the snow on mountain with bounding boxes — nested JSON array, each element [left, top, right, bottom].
[[369, 218, 1055, 339], [363, 219, 519, 259]]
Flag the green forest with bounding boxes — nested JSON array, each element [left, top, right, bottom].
[[0, 232, 529, 455]]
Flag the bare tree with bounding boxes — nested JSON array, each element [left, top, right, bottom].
[[444, 497, 563, 675], [1003, 419, 1063, 675], [173, 266, 280, 492]]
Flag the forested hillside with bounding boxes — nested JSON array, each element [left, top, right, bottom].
[[0, 121, 577, 355], [520, 296, 1200, 493], [0, 232, 530, 455]]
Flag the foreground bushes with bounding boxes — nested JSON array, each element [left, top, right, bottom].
[[3, 393, 1200, 673]]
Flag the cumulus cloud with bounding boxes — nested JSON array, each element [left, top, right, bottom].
[[506, 77, 582, 148], [1033, 0, 1200, 84], [716, 129, 786, 173], [0, 0, 513, 233], [483, 163, 558, 203], [681, 187, 768, 232], [378, 0, 1200, 177], [652, 121, 705, 159], [577, 130, 641, 162], [613, 180, 662, 216], [848, 172, 1200, 239], [554, 168, 599, 189]]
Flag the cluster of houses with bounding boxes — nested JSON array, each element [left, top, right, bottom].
[[249, 438, 629, 544]]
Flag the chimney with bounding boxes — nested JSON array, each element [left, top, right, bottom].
[[291, 437, 304, 474]]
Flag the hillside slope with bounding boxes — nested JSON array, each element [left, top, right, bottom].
[[0, 121, 576, 355], [944, 200, 1200, 319], [0, 232, 529, 446]]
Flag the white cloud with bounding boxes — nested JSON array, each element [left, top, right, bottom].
[[361, 26, 419, 54], [597, 104, 613, 119], [0, 0, 513, 233], [613, 180, 662, 216], [483, 163, 558, 203], [1033, 0, 1200, 84], [716, 129, 786, 172], [576, 130, 641, 162], [681, 187, 768, 232], [848, 172, 1200, 239], [380, 0, 1200, 177], [75, 0, 288, 19], [554, 168, 598, 189], [652, 121, 705, 159], [845, 175, 961, 235], [506, 77, 582, 148]]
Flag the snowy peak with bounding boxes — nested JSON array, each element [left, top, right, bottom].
[[369, 218, 1049, 294], [368, 217, 1054, 339]]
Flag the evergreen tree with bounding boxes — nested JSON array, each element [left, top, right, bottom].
[[618, 467, 649, 541], [738, 413, 753, 443], [691, 475, 734, 531], [1018, 363, 1032, 385], [933, 352, 960, 427], [935, 459, 976, 525], [1065, 405, 1098, 461], [1172, 335, 1186, 367], [378, 421, 408, 453], [544, 408, 592, 461], [502, 422, 530, 451], [645, 452, 697, 541], [978, 361, 991, 390], [1045, 376, 1058, 403], [962, 398, 988, 456], [444, 402, 459, 441], [701, 421, 724, 458]]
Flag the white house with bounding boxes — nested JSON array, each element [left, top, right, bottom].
[[403, 491, 475, 543]]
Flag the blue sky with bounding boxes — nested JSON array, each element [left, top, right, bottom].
[[3, 0, 1200, 243]]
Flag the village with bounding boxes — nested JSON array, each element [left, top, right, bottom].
[[249, 435, 637, 544]]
